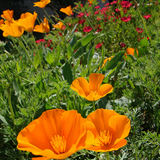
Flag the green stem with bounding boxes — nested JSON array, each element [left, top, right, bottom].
[[31, 32, 43, 76], [19, 37, 38, 72], [8, 87, 14, 121], [92, 101, 96, 111], [43, 9, 55, 24], [106, 152, 110, 160]]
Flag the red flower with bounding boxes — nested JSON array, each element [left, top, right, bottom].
[[115, 8, 120, 12], [77, 12, 84, 18], [120, 42, 126, 48], [121, 16, 131, 22], [80, 4, 83, 7], [120, 1, 132, 8], [136, 28, 143, 33], [83, 26, 92, 32], [94, 11, 99, 15], [96, 28, 102, 32], [105, 3, 110, 6], [95, 43, 103, 49], [78, 19, 85, 24], [95, 6, 100, 9], [143, 15, 151, 19], [36, 39, 46, 43], [110, 1, 117, 5]]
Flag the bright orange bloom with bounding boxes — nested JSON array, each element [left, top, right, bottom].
[[17, 12, 37, 32], [86, 108, 131, 152], [60, 5, 73, 16], [53, 21, 64, 30], [124, 48, 138, 58], [34, 18, 50, 33], [88, 0, 94, 4], [1, 9, 13, 20], [34, 0, 51, 8], [17, 109, 95, 160], [0, 20, 24, 37], [71, 73, 113, 101]]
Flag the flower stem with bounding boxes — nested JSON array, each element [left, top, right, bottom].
[[92, 101, 96, 111], [19, 37, 38, 72], [106, 152, 110, 160], [8, 87, 14, 121]]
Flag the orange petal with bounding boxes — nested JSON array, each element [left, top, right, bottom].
[[60, 5, 73, 16], [87, 109, 119, 133], [71, 77, 90, 97], [108, 115, 131, 145], [98, 84, 113, 96], [89, 73, 104, 92]]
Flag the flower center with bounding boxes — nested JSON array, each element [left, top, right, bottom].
[[97, 130, 112, 146], [50, 135, 66, 154]]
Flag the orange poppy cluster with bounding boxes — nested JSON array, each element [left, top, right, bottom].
[[17, 108, 131, 160], [0, 0, 51, 37]]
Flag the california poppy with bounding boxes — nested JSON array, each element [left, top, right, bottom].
[[17, 12, 37, 32], [60, 5, 73, 16], [34, 0, 51, 8], [34, 18, 50, 33], [124, 48, 138, 58], [86, 108, 131, 152], [70, 73, 113, 101], [1, 9, 13, 20], [0, 20, 24, 37], [17, 109, 95, 160], [53, 21, 64, 30]]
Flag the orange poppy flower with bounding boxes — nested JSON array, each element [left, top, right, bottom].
[[17, 12, 37, 32], [34, 0, 51, 8], [70, 73, 113, 101], [0, 20, 24, 37], [86, 108, 131, 152], [124, 48, 138, 58], [53, 21, 64, 30], [1, 9, 14, 20], [60, 5, 73, 16], [17, 109, 95, 160], [88, 0, 94, 4], [34, 18, 50, 33]]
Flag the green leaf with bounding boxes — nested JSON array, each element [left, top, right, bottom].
[[138, 46, 145, 57], [56, 44, 61, 64], [46, 52, 54, 65], [74, 47, 85, 59], [33, 54, 40, 69], [74, 31, 83, 38], [140, 37, 149, 48], [101, 51, 125, 71], [67, 44, 73, 59], [81, 33, 95, 46], [69, 34, 77, 48], [16, 61, 21, 73], [62, 61, 73, 85], [0, 115, 8, 125], [87, 46, 94, 68]]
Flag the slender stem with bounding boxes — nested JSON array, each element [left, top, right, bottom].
[[43, 9, 55, 24], [115, 155, 118, 160], [19, 37, 38, 72], [92, 101, 96, 111], [106, 152, 110, 160], [31, 32, 43, 75], [8, 87, 14, 121]]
